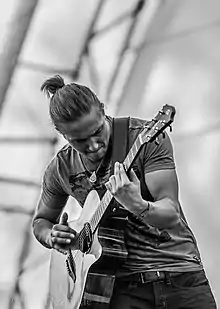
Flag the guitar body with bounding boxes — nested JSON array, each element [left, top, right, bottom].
[[48, 190, 102, 309]]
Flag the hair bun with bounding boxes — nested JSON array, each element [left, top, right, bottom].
[[41, 74, 65, 97]]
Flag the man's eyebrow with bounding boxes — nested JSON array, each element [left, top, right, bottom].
[[76, 122, 104, 141]]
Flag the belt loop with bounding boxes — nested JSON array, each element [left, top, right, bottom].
[[140, 272, 144, 283], [164, 272, 171, 285]]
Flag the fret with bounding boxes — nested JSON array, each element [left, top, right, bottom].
[[137, 133, 143, 146], [90, 190, 113, 232], [123, 133, 144, 172], [125, 145, 135, 169], [134, 138, 138, 153]]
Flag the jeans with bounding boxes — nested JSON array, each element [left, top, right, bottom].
[[109, 270, 217, 309]]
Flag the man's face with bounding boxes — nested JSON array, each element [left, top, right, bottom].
[[58, 106, 111, 162]]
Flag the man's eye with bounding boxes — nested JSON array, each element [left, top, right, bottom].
[[77, 138, 87, 143], [95, 125, 103, 135], [96, 129, 101, 135]]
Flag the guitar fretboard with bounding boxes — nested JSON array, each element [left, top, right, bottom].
[[86, 105, 175, 235]]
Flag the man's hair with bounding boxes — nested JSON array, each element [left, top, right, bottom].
[[41, 75, 103, 131]]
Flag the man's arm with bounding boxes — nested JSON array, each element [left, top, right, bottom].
[[105, 129, 181, 228], [32, 198, 65, 248], [33, 196, 77, 251], [32, 157, 77, 251], [105, 162, 180, 229], [142, 168, 181, 228]]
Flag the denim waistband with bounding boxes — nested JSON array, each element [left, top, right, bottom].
[[117, 270, 183, 284]]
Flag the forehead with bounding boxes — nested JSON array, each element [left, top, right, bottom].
[[59, 106, 104, 139]]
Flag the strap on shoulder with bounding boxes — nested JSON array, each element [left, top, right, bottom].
[[111, 117, 130, 175]]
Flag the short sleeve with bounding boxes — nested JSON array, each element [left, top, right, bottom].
[[143, 131, 175, 173], [40, 157, 69, 210]]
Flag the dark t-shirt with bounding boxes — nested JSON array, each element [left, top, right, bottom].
[[40, 116, 203, 275]]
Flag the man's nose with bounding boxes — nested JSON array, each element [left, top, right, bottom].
[[88, 138, 99, 152]]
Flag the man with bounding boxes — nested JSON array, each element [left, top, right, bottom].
[[32, 74, 217, 308]]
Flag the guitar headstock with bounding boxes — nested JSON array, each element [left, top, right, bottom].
[[140, 104, 176, 144]]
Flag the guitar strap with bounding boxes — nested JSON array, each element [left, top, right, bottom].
[[111, 116, 130, 175], [81, 117, 130, 308]]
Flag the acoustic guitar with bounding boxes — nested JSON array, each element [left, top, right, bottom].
[[48, 105, 176, 309]]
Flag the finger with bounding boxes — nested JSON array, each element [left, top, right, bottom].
[[52, 237, 72, 245], [105, 181, 112, 192], [118, 163, 129, 184], [51, 225, 76, 246], [115, 162, 124, 185], [60, 212, 68, 225], [111, 175, 117, 192], [53, 223, 76, 235], [51, 229, 76, 239], [105, 175, 116, 193], [114, 161, 120, 175], [52, 224, 69, 233], [53, 243, 70, 252], [129, 168, 139, 183]]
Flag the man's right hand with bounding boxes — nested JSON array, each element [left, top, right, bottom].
[[49, 212, 77, 254]]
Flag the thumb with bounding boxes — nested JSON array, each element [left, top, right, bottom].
[[60, 212, 68, 225], [129, 168, 140, 184]]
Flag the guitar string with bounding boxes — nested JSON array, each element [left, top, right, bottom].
[[69, 134, 147, 265], [68, 142, 135, 266], [76, 137, 138, 241], [89, 138, 143, 230], [80, 123, 151, 234]]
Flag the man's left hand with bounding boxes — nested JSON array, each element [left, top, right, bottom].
[[105, 162, 146, 215]]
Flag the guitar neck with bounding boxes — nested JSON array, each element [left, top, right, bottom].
[[89, 105, 175, 233]]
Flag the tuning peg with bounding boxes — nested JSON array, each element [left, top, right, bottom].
[[162, 132, 166, 139], [169, 125, 172, 132], [155, 137, 159, 145]]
